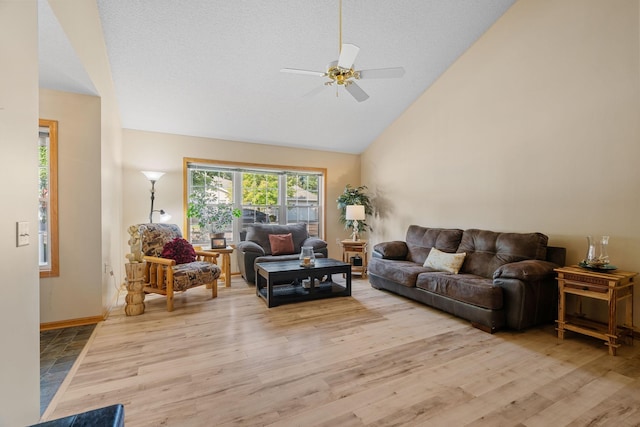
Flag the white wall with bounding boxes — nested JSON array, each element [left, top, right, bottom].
[[39, 89, 103, 323], [362, 0, 640, 323], [122, 129, 361, 269], [0, 1, 41, 424]]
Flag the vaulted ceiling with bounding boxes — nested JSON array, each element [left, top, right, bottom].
[[38, 0, 516, 154]]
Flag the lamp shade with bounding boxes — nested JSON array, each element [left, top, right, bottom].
[[141, 170, 165, 182], [345, 205, 366, 221]]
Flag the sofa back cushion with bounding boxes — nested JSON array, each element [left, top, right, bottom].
[[246, 223, 308, 255], [458, 229, 548, 278], [405, 225, 464, 265]]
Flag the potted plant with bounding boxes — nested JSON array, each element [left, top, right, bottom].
[[337, 184, 373, 237], [187, 189, 241, 246]]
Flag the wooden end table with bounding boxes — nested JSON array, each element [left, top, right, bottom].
[[555, 265, 637, 355], [206, 246, 234, 288], [341, 239, 368, 277]]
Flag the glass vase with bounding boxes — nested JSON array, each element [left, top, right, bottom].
[[598, 235, 610, 265], [584, 235, 597, 264], [299, 246, 315, 267], [584, 235, 610, 267]]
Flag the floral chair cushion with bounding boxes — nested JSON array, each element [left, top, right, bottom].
[[172, 261, 220, 291], [136, 223, 183, 257]]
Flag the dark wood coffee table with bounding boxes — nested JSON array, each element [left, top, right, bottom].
[[255, 258, 351, 307]]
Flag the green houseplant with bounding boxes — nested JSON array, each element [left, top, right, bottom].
[[337, 184, 373, 237], [187, 189, 241, 238]]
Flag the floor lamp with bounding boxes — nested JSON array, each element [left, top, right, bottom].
[[141, 171, 171, 223]]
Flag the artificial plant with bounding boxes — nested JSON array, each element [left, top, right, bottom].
[[337, 184, 373, 235], [187, 189, 241, 235]]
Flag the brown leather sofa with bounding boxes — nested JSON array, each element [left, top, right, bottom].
[[236, 223, 328, 284], [368, 225, 566, 332]]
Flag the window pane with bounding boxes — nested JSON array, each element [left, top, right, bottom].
[[188, 169, 235, 245], [39, 119, 59, 277], [242, 172, 279, 205], [39, 128, 50, 266], [185, 161, 325, 244], [286, 172, 320, 237]]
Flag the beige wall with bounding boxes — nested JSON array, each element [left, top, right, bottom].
[[0, 1, 41, 424], [122, 129, 361, 268], [39, 89, 103, 323], [48, 0, 124, 317], [363, 0, 640, 323]]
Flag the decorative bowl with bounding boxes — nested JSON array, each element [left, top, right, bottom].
[[578, 261, 617, 271]]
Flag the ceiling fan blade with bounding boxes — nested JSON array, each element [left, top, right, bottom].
[[358, 67, 406, 79], [280, 68, 326, 77], [337, 43, 359, 70], [344, 81, 369, 102]]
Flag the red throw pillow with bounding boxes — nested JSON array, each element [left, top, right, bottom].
[[161, 238, 196, 264], [269, 233, 294, 255]]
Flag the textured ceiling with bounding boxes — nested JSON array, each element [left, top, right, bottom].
[[39, 0, 516, 154]]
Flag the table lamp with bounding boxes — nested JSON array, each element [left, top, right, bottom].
[[345, 205, 366, 241]]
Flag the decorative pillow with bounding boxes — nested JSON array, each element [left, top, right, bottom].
[[423, 247, 466, 274], [161, 238, 196, 264], [269, 233, 295, 255]]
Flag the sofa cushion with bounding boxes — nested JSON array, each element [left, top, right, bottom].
[[416, 273, 503, 310], [246, 223, 308, 255], [405, 225, 464, 264], [368, 258, 432, 287], [457, 229, 548, 278], [269, 233, 295, 255], [423, 248, 466, 274]]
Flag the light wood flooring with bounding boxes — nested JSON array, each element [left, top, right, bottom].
[[42, 276, 640, 426]]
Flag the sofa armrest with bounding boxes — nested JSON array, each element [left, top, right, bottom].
[[373, 241, 408, 260], [303, 237, 328, 251], [493, 260, 560, 330], [493, 260, 558, 282], [236, 240, 265, 255]]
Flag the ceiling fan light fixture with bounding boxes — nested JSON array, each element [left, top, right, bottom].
[[279, 0, 405, 102]]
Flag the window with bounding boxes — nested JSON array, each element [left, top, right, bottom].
[[39, 119, 59, 277], [184, 159, 325, 246]]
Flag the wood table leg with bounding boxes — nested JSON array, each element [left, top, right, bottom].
[[222, 253, 231, 287], [607, 288, 618, 356], [557, 279, 566, 340]]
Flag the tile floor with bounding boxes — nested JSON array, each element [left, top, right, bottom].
[[40, 324, 96, 415]]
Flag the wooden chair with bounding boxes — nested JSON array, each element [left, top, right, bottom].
[[127, 223, 221, 311]]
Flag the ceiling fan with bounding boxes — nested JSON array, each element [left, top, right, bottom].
[[280, 0, 405, 102]]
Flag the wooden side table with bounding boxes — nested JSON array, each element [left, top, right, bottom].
[[206, 246, 234, 287], [341, 239, 367, 277], [555, 265, 637, 355]]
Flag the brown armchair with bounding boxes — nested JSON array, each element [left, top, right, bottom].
[[127, 223, 221, 311]]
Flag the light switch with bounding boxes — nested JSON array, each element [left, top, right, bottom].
[[17, 221, 29, 247]]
